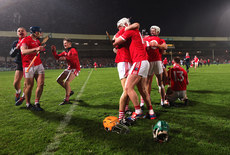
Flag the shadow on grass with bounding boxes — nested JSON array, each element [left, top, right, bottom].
[[69, 99, 119, 110], [22, 101, 230, 154], [29, 109, 203, 154], [187, 89, 230, 95]]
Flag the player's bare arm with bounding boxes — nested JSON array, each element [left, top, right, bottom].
[[59, 56, 66, 61], [125, 22, 140, 31], [157, 42, 167, 50], [21, 44, 46, 55], [113, 37, 126, 46], [51, 45, 56, 52]]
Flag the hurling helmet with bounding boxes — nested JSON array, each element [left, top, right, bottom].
[[30, 26, 42, 33], [117, 17, 130, 28], [153, 120, 169, 142], [103, 116, 129, 134], [150, 25, 160, 34]]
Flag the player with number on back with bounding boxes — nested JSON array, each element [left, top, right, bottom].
[[140, 26, 167, 108], [165, 57, 189, 106], [51, 38, 80, 105], [20, 26, 46, 111]]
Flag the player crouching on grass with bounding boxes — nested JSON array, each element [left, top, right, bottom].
[[51, 38, 80, 105], [164, 57, 189, 106], [20, 26, 46, 111]]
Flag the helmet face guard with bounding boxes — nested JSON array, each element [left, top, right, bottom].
[[153, 120, 169, 142], [103, 116, 129, 134]]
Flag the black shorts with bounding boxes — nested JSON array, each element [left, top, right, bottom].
[[15, 63, 23, 71]]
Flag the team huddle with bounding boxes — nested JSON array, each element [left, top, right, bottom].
[[112, 17, 189, 124], [10, 26, 80, 111]]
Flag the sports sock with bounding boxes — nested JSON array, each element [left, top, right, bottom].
[[140, 98, 144, 105], [119, 110, 125, 121], [26, 102, 31, 107], [21, 93, 25, 98], [161, 99, 164, 106], [134, 105, 142, 114], [140, 102, 144, 107], [35, 99, 39, 105], [148, 105, 154, 115], [16, 89, 21, 94]]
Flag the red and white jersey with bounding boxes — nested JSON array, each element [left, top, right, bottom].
[[120, 29, 147, 62], [169, 64, 188, 91], [94, 62, 97, 67], [143, 36, 162, 62], [20, 36, 42, 67], [194, 57, 199, 63], [114, 28, 132, 63], [52, 47, 80, 72]]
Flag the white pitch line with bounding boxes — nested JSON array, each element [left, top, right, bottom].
[[42, 69, 93, 155]]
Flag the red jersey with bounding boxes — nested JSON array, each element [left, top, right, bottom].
[[115, 28, 132, 63], [94, 62, 97, 67], [143, 36, 162, 61], [120, 29, 147, 62], [160, 39, 166, 54], [163, 58, 168, 65], [52, 47, 80, 72], [20, 36, 42, 67], [169, 64, 188, 91], [194, 57, 199, 63]]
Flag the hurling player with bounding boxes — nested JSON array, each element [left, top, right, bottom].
[[113, 22, 156, 120], [9, 27, 27, 105], [194, 55, 199, 70], [140, 26, 167, 107], [51, 38, 80, 105], [20, 26, 46, 111], [185, 52, 190, 72], [165, 57, 189, 105], [113, 18, 140, 121]]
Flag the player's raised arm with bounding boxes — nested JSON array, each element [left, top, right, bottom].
[[51, 45, 66, 60]]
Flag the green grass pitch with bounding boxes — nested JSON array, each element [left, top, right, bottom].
[[0, 64, 230, 154]]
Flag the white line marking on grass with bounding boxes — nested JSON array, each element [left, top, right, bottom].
[[43, 69, 93, 155]]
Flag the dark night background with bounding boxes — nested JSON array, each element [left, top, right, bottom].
[[1, 0, 230, 36]]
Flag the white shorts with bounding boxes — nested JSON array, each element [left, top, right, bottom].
[[167, 90, 187, 102], [24, 64, 44, 78], [129, 60, 149, 78], [64, 69, 80, 77], [148, 61, 163, 75], [117, 62, 132, 80]]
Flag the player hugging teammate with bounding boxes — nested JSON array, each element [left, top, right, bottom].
[[112, 17, 190, 125]]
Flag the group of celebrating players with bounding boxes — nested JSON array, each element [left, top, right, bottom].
[[112, 17, 189, 124], [9, 18, 189, 120], [10, 26, 80, 111]]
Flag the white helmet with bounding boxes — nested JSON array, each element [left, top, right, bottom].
[[150, 25, 160, 34], [117, 17, 130, 28]]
